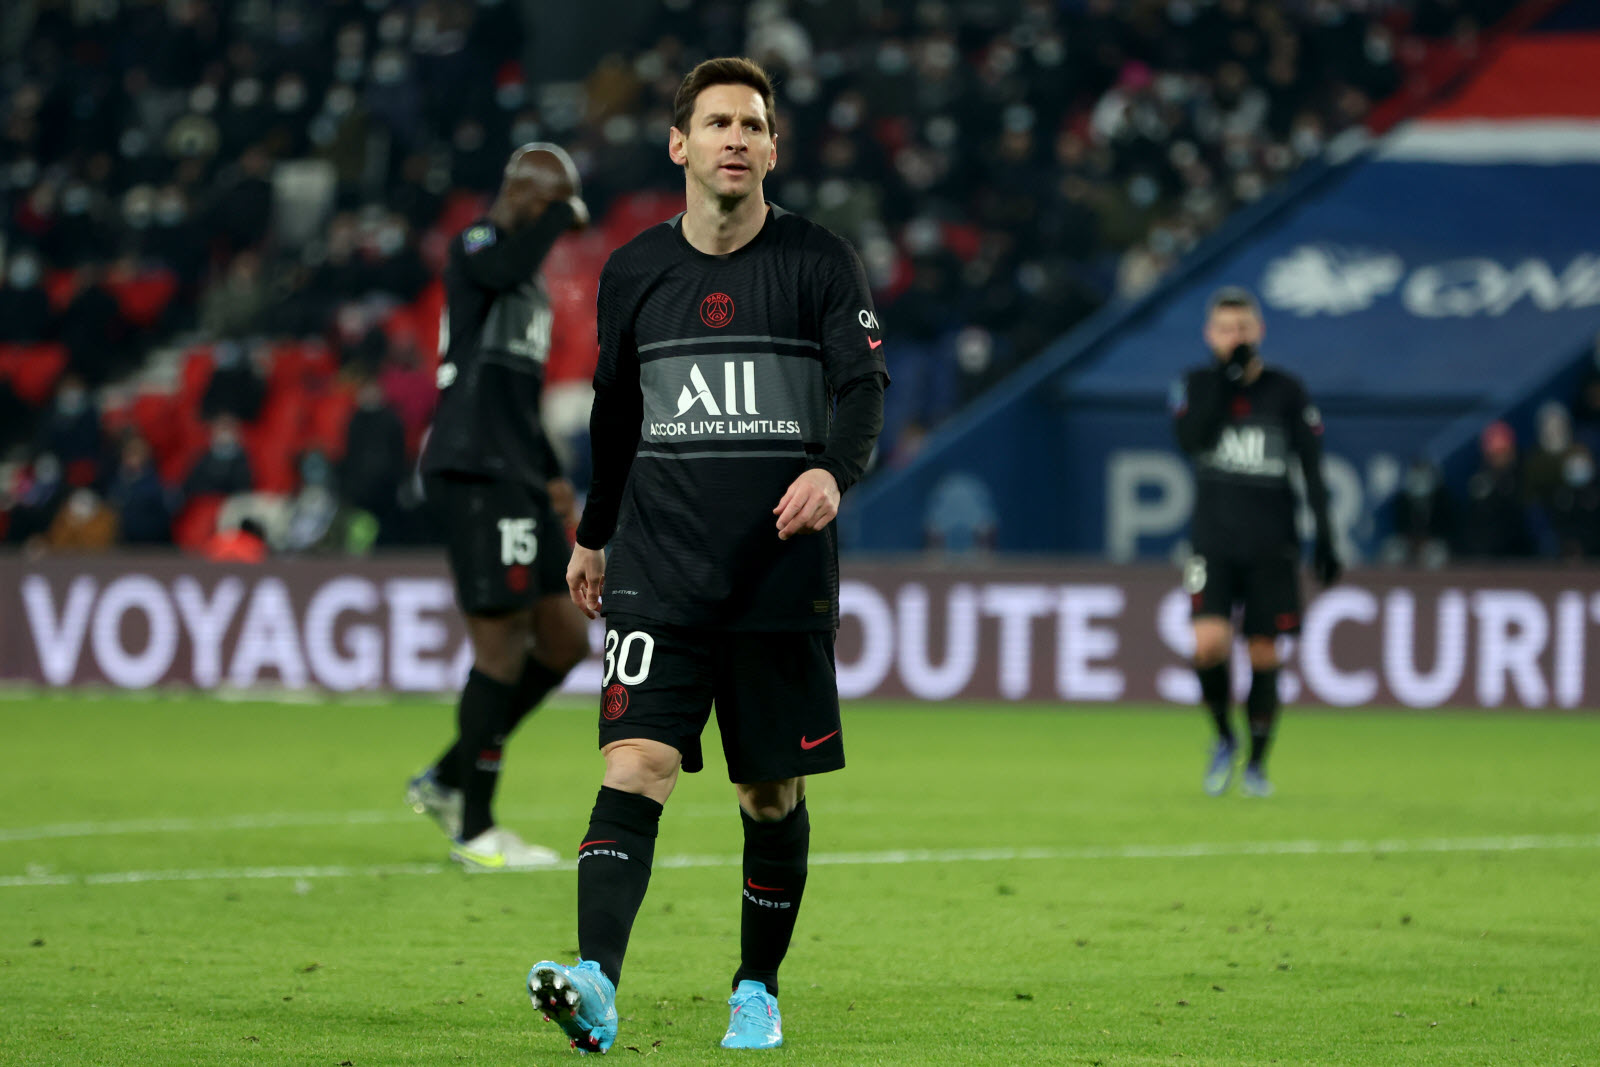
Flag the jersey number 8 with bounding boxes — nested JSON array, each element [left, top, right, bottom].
[[603, 630, 655, 686]]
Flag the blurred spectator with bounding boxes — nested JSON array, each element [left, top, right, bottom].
[[1573, 337, 1600, 454], [924, 472, 998, 553], [183, 415, 254, 498], [43, 487, 117, 552], [1522, 400, 1573, 510], [5, 453, 66, 545], [341, 378, 408, 528], [0, 250, 53, 342], [1382, 458, 1453, 568], [106, 435, 172, 545], [1460, 421, 1533, 559], [1548, 445, 1600, 559], [34, 374, 104, 486], [59, 267, 132, 385], [199, 251, 269, 339], [283, 449, 377, 555], [0, 380, 34, 453], [201, 340, 266, 423], [202, 516, 268, 563]]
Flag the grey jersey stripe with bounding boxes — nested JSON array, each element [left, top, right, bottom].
[[637, 335, 820, 353], [637, 449, 806, 460]]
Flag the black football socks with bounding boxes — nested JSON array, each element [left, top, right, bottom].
[[577, 786, 663, 989], [455, 668, 517, 841], [503, 655, 567, 736], [1196, 661, 1233, 745], [733, 800, 811, 998], [432, 656, 566, 791], [1247, 668, 1280, 768]]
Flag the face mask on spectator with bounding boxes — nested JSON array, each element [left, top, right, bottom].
[[1564, 454, 1595, 488], [275, 78, 307, 112], [155, 191, 187, 225], [7, 253, 41, 288], [231, 78, 263, 108], [57, 386, 87, 415]]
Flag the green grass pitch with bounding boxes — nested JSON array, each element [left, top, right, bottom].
[[3, 693, 1597, 1065]]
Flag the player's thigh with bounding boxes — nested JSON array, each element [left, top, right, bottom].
[[714, 630, 842, 784], [1185, 552, 1238, 619], [426, 474, 544, 616], [598, 615, 717, 774], [1239, 551, 1303, 639]]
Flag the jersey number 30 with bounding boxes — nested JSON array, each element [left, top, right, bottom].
[[603, 630, 655, 686]]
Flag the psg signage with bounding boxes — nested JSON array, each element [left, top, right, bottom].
[[2, 557, 1596, 710]]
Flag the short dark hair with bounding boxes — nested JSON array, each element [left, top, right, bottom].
[[672, 57, 776, 136], [1207, 286, 1260, 317]]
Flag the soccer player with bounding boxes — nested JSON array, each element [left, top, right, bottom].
[[406, 143, 594, 870], [525, 57, 887, 1053], [1172, 287, 1341, 797]]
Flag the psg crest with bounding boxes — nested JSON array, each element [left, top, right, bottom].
[[603, 684, 629, 720], [700, 292, 735, 328]]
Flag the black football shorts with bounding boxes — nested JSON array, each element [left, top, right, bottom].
[[425, 473, 570, 616], [596, 613, 844, 783], [1185, 549, 1303, 637]]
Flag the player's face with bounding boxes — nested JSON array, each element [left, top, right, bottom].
[[669, 84, 776, 202], [1204, 306, 1263, 359]]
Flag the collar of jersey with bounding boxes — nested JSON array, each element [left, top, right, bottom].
[[672, 203, 782, 261]]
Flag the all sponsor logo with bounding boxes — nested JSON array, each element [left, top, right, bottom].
[[700, 292, 735, 328], [652, 361, 800, 438]]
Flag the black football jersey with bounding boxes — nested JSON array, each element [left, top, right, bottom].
[[421, 203, 573, 487], [1172, 363, 1329, 559], [576, 205, 886, 631]]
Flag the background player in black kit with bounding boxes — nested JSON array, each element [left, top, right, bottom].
[[405, 144, 594, 870], [527, 58, 886, 1053], [1172, 287, 1341, 798]]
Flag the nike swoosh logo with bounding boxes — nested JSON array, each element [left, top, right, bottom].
[[453, 847, 507, 869], [799, 730, 839, 750], [747, 879, 785, 891], [867, 337, 883, 349], [579, 839, 617, 850]]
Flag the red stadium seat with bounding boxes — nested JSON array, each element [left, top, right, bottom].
[[106, 269, 178, 328], [0, 342, 68, 405], [172, 493, 225, 550]]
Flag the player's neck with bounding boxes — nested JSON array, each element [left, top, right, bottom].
[[681, 186, 768, 256]]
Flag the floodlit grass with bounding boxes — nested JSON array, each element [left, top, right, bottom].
[[3, 693, 1597, 1064]]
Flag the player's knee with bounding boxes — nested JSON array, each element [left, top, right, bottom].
[[1247, 640, 1280, 671], [602, 739, 681, 799], [736, 780, 802, 822], [469, 613, 531, 682]]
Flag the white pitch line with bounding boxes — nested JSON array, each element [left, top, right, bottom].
[[0, 804, 883, 844], [3, 834, 1598, 890]]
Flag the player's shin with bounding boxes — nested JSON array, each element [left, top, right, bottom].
[[1246, 668, 1280, 768], [456, 669, 518, 839], [577, 786, 663, 989], [1196, 661, 1233, 744], [502, 656, 568, 736], [734, 799, 810, 997]]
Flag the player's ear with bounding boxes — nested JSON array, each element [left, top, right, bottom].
[[668, 126, 687, 167], [767, 134, 777, 172]]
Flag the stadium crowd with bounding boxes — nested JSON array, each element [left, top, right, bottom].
[[0, 0, 1542, 557]]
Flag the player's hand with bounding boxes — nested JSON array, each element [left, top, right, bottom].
[[567, 196, 590, 231], [567, 544, 606, 619], [1314, 534, 1343, 587], [546, 477, 579, 528], [773, 468, 840, 541]]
